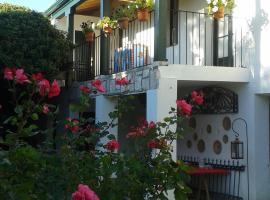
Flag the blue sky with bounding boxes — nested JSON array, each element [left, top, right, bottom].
[[0, 0, 56, 12]]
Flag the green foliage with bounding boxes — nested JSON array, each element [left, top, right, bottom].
[[207, 0, 235, 14], [112, 5, 134, 20], [132, 0, 154, 10], [97, 16, 118, 29], [0, 3, 73, 78], [80, 21, 95, 33]]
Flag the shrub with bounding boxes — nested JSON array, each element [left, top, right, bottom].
[[0, 3, 73, 78]]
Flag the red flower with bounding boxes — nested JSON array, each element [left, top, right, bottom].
[[42, 104, 49, 114], [32, 73, 43, 81], [65, 118, 80, 133], [148, 121, 156, 129], [115, 77, 129, 86], [72, 184, 100, 200], [148, 139, 158, 149], [91, 80, 106, 93], [38, 79, 50, 97], [3, 67, 14, 80], [191, 91, 204, 105], [147, 139, 167, 149], [176, 100, 192, 115], [48, 80, 60, 98], [80, 85, 91, 94], [105, 140, 119, 151], [15, 69, 30, 84]]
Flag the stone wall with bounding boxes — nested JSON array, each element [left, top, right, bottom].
[[95, 63, 165, 95]]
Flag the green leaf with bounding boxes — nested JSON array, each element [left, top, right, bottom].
[[31, 113, 39, 121]]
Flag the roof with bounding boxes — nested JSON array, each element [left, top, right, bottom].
[[44, 0, 71, 17]]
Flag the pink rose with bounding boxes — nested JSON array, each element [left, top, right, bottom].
[[32, 73, 43, 81], [38, 79, 50, 97], [3, 67, 14, 80], [115, 77, 129, 86], [148, 121, 156, 129], [48, 80, 60, 98], [105, 140, 119, 151], [42, 104, 49, 114], [80, 85, 91, 94], [176, 99, 192, 115], [191, 91, 204, 105], [72, 184, 100, 200], [91, 80, 106, 93], [15, 69, 30, 84]]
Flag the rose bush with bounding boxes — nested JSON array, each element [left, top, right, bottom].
[[0, 67, 203, 199]]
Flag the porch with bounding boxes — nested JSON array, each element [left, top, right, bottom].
[[53, 0, 252, 82]]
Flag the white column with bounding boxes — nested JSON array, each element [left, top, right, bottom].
[[147, 78, 178, 159], [95, 96, 118, 144], [147, 78, 177, 200]]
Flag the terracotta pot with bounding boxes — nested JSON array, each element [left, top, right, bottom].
[[213, 6, 225, 19], [103, 26, 113, 34], [137, 8, 150, 22], [85, 31, 94, 42], [118, 17, 129, 29]]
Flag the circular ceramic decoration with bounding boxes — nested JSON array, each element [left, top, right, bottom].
[[197, 139, 205, 153], [189, 117, 196, 129], [213, 140, 222, 155], [206, 124, 212, 134], [223, 135, 229, 144], [187, 140, 192, 149], [193, 133, 198, 141], [223, 116, 231, 131]]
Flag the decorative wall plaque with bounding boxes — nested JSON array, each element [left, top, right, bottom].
[[206, 124, 212, 134], [223, 116, 231, 131], [197, 139, 205, 153], [187, 140, 192, 149], [223, 135, 229, 144], [213, 140, 222, 155], [189, 117, 196, 129]]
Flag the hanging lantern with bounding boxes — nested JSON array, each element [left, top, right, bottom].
[[231, 138, 244, 159]]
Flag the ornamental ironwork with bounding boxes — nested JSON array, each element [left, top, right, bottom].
[[191, 87, 238, 114]]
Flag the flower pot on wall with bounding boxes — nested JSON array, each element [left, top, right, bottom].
[[118, 17, 129, 29], [103, 26, 113, 34], [213, 6, 225, 19], [85, 32, 95, 42], [137, 9, 150, 21]]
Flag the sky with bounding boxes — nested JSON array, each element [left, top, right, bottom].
[[0, 0, 56, 12]]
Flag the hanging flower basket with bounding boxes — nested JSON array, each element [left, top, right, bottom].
[[137, 8, 150, 22], [213, 6, 225, 19], [118, 17, 129, 29], [85, 32, 95, 42]]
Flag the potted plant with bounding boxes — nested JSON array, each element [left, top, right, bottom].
[[97, 17, 117, 34], [207, 0, 235, 19], [80, 21, 95, 42], [132, 0, 154, 22], [113, 5, 133, 29]]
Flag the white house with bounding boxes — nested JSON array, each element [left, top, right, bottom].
[[45, 0, 270, 199]]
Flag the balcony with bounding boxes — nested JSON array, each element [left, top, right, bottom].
[[71, 10, 251, 82]]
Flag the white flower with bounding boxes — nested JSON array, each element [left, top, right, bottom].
[[222, 0, 227, 6], [206, 0, 212, 4], [213, 0, 218, 5], [212, 6, 218, 12]]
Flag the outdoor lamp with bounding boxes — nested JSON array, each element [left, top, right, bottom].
[[231, 138, 244, 159]]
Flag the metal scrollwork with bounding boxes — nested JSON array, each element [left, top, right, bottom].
[[191, 87, 238, 114]]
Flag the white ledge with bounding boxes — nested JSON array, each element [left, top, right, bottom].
[[158, 65, 250, 83]]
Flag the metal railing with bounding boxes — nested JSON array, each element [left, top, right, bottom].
[[71, 11, 155, 81], [179, 155, 246, 200], [169, 10, 252, 68]]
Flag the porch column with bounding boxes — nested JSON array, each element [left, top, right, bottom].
[[66, 7, 75, 43], [95, 96, 118, 144], [100, 0, 111, 75], [146, 78, 178, 160], [154, 0, 169, 61]]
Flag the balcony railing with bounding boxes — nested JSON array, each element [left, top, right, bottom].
[[72, 11, 155, 81], [71, 10, 252, 82], [168, 10, 252, 68]]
